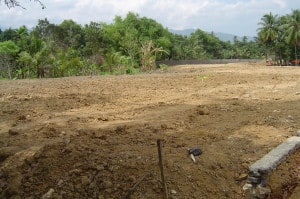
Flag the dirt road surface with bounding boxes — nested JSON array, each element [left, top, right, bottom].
[[0, 62, 299, 199]]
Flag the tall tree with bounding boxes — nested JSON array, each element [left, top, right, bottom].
[[284, 9, 300, 65], [140, 40, 167, 71], [17, 51, 33, 78], [257, 12, 279, 60], [34, 18, 53, 40], [82, 22, 105, 69], [59, 20, 84, 50], [83, 22, 104, 55], [0, 28, 19, 42], [0, 40, 19, 79]]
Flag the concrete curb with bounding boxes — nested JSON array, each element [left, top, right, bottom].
[[249, 136, 300, 174], [243, 135, 300, 198]]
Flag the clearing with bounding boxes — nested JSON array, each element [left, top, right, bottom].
[[0, 62, 299, 199]]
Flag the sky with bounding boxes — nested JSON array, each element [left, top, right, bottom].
[[0, 0, 299, 36]]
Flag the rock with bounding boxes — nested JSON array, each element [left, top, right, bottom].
[[41, 188, 54, 199], [236, 173, 248, 181], [94, 133, 107, 140], [241, 163, 249, 169], [128, 175, 136, 183], [81, 176, 90, 186], [105, 188, 112, 194], [63, 136, 70, 145], [57, 179, 64, 187], [89, 182, 97, 189], [258, 185, 271, 195], [296, 130, 300, 137], [152, 183, 161, 193], [247, 176, 260, 184], [8, 128, 20, 136], [18, 115, 26, 121], [103, 180, 113, 188], [96, 165, 105, 171], [0, 150, 11, 162], [171, 189, 177, 194], [115, 125, 127, 134], [69, 169, 82, 175], [243, 183, 253, 191], [98, 195, 105, 199], [197, 107, 209, 115], [161, 124, 168, 130], [98, 116, 108, 121]]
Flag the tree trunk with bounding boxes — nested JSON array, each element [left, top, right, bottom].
[[296, 36, 298, 66], [295, 44, 298, 66], [7, 63, 11, 79], [27, 64, 30, 78]]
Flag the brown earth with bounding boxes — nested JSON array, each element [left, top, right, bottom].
[[0, 62, 299, 199]]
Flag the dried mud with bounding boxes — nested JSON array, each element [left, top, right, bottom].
[[0, 62, 299, 199]]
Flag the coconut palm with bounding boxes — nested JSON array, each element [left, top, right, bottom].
[[284, 9, 300, 65], [257, 12, 279, 60]]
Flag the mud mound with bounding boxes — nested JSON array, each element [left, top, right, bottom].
[[19, 136, 156, 199]]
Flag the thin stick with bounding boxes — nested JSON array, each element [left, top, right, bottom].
[[157, 139, 168, 199], [122, 173, 151, 199]]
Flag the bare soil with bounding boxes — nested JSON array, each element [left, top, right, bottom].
[[0, 62, 299, 199]]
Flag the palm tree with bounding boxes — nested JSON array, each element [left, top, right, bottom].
[[284, 9, 300, 65], [257, 12, 279, 61], [275, 16, 290, 65]]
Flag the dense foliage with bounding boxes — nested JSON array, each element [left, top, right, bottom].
[[257, 9, 300, 65], [0, 12, 264, 79]]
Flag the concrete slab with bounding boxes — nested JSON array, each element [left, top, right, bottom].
[[249, 136, 300, 174]]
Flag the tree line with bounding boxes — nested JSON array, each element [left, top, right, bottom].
[[257, 9, 300, 65], [0, 12, 270, 79]]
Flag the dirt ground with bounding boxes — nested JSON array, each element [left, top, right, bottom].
[[0, 62, 299, 199]]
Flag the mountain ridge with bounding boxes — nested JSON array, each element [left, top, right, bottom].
[[169, 28, 255, 43]]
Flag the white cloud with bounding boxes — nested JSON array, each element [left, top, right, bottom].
[[272, 0, 287, 9], [0, 0, 299, 36]]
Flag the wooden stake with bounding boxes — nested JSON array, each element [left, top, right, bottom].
[[157, 139, 168, 199]]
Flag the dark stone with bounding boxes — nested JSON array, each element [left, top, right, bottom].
[[247, 176, 261, 184], [8, 128, 20, 136]]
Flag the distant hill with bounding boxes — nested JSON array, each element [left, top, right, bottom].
[[169, 28, 255, 43], [169, 29, 196, 36]]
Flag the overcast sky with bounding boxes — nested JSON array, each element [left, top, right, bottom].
[[0, 0, 299, 36]]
